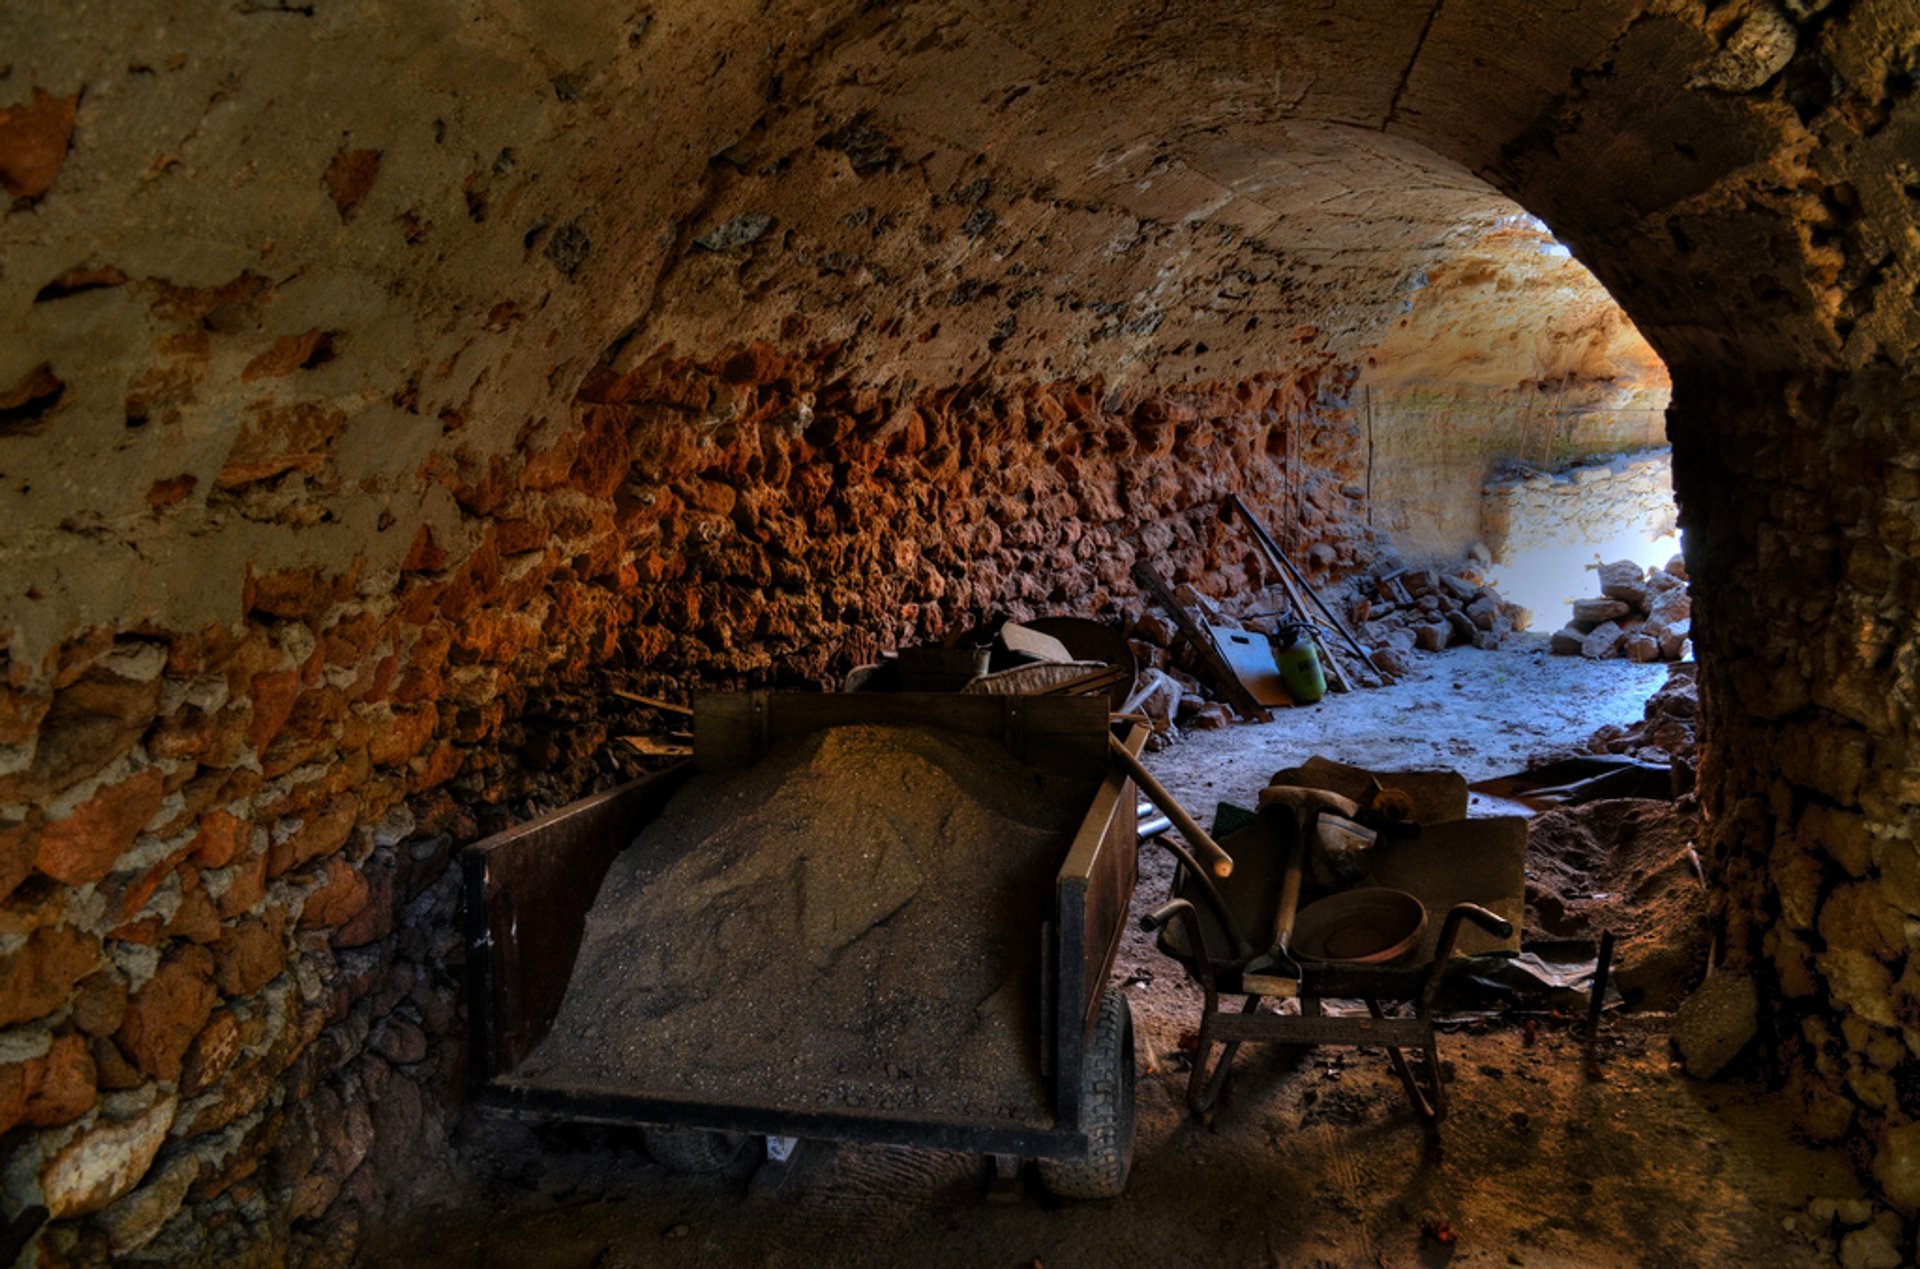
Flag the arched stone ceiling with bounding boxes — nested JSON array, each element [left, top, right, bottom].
[[1, 0, 1915, 659]]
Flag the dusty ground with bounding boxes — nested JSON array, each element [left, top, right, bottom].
[[369, 641, 1869, 1268], [1148, 632, 1671, 795]]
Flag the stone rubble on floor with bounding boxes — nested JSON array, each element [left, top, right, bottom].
[[1549, 556, 1691, 662]]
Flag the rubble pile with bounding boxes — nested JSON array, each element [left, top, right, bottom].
[[1348, 564, 1530, 677], [1119, 557, 1527, 743], [1549, 556, 1691, 662], [1586, 663, 1699, 769]]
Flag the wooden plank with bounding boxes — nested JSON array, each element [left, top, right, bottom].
[[463, 765, 693, 1077], [1130, 560, 1273, 722], [611, 689, 693, 715], [1053, 725, 1142, 1128], [1032, 664, 1129, 697], [1225, 493, 1385, 684], [619, 735, 693, 757]]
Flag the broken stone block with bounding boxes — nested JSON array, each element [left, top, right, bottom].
[[1444, 610, 1475, 644], [1571, 597, 1631, 625], [1839, 1222, 1905, 1269], [1672, 970, 1758, 1078], [1594, 559, 1649, 606], [1623, 633, 1660, 662], [1440, 574, 1477, 603], [1403, 569, 1439, 597], [1471, 630, 1500, 651], [1580, 621, 1625, 659], [1413, 622, 1448, 653], [93, 1152, 199, 1255], [39, 1093, 178, 1218], [1549, 625, 1584, 655], [1186, 703, 1232, 730], [1464, 595, 1499, 630], [1131, 610, 1176, 648], [1371, 647, 1411, 678], [1665, 553, 1688, 581], [1648, 587, 1691, 626]]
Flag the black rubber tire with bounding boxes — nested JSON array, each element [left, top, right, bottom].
[[1038, 987, 1136, 1201], [642, 1126, 752, 1173]]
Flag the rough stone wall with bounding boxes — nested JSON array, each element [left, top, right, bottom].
[[1481, 452, 1678, 563], [1358, 218, 1671, 560], [1683, 367, 1920, 1205], [1, 0, 1919, 1258], [0, 335, 1366, 1260]]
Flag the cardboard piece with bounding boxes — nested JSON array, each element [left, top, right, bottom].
[[997, 621, 1074, 663]]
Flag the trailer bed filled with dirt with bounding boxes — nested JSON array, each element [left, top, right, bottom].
[[517, 723, 1093, 1122]]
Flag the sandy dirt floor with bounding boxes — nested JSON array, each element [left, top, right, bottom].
[[370, 639, 1869, 1268]]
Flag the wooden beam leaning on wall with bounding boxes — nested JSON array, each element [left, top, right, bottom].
[[1130, 560, 1274, 723]]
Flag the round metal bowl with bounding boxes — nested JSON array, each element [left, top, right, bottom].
[[1292, 888, 1428, 965]]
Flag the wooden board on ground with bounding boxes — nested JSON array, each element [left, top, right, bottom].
[[1270, 755, 1469, 822]]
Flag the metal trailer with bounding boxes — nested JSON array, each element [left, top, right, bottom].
[[461, 692, 1145, 1198]]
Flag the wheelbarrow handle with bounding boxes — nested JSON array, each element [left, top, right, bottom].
[[1107, 733, 1234, 878]]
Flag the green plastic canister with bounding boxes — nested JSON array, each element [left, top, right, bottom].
[[1278, 642, 1326, 704]]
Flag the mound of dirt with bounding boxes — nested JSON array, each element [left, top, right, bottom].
[[1526, 797, 1709, 1010], [519, 723, 1093, 1122]]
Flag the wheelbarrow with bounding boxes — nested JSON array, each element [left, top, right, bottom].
[[1136, 801, 1512, 1124]]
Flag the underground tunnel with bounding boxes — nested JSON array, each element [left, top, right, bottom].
[[0, 0, 1918, 1264]]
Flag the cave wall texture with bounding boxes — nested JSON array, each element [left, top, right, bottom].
[[1359, 215, 1673, 559], [0, 0, 1918, 1262]]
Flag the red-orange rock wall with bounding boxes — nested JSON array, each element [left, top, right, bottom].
[[0, 341, 1370, 1262]]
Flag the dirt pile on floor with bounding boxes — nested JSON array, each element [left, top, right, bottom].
[[520, 724, 1091, 1121], [1526, 797, 1709, 1010]]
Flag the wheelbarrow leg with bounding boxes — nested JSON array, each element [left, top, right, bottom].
[[1188, 994, 1262, 1119], [1368, 999, 1445, 1126]]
